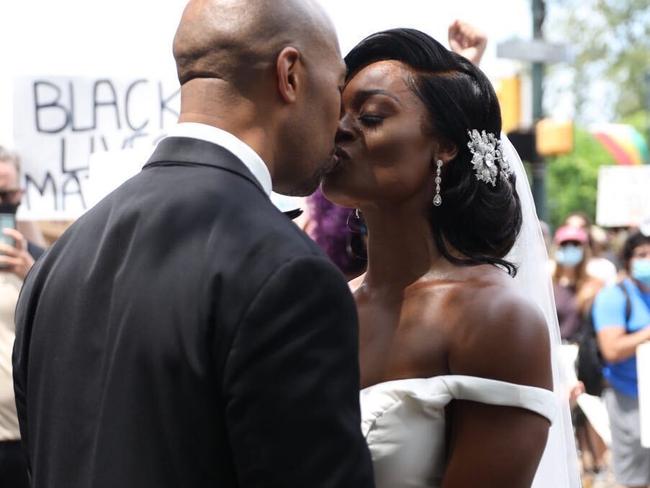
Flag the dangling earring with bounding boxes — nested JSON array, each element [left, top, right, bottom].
[[433, 160, 443, 207], [355, 208, 361, 219]]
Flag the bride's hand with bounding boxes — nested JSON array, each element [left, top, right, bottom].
[[448, 20, 487, 66]]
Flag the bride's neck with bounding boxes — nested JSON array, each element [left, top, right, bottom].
[[361, 205, 442, 291]]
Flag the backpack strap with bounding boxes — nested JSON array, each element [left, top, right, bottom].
[[617, 282, 632, 330]]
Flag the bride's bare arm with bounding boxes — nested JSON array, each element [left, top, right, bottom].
[[442, 289, 552, 488]]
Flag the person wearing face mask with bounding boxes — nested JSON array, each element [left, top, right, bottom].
[[592, 231, 650, 488], [553, 225, 603, 342], [0, 147, 43, 488], [553, 225, 609, 477], [0, 148, 44, 279]]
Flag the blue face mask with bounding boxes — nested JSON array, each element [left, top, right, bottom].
[[556, 245, 584, 268], [632, 259, 650, 287]]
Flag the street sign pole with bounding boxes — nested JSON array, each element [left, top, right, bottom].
[[531, 0, 547, 221], [497, 0, 569, 222], [645, 71, 650, 157]]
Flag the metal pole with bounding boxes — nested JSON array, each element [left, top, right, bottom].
[[645, 71, 650, 161], [532, 0, 547, 221]]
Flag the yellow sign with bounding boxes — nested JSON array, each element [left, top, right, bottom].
[[496, 76, 521, 134], [536, 119, 574, 156]]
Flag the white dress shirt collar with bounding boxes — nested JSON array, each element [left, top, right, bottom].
[[165, 122, 272, 196]]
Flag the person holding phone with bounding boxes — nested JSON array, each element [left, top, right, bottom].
[[0, 148, 43, 279], [0, 146, 43, 488]]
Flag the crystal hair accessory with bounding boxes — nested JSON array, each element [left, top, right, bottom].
[[467, 129, 513, 186]]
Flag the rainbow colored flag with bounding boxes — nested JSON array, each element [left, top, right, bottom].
[[591, 124, 650, 165]]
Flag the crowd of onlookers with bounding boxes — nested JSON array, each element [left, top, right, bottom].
[[549, 213, 650, 488], [0, 147, 44, 488]]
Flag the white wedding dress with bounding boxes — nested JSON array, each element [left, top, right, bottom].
[[360, 375, 556, 488], [357, 136, 581, 488]]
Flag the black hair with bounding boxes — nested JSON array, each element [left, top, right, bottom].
[[622, 231, 650, 272], [345, 28, 522, 276]]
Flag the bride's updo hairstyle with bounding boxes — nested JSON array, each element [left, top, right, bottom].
[[345, 28, 522, 276]]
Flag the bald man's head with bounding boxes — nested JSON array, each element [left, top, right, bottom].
[[173, 0, 338, 88], [173, 0, 346, 196]]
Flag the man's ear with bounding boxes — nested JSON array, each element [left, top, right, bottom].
[[276, 47, 301, 103]]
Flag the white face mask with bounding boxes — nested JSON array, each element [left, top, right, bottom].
[[632, 259, 650, 287], [555, 245, 584, 268]]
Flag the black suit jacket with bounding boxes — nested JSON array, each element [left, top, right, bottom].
[[27, 241, 44, 261], [13, 137, 374, 488]]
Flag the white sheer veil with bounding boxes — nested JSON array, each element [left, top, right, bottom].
[[502, 134, 581, 488]]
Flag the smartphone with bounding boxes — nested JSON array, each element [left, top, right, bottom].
[[0, 212, 16, 247]]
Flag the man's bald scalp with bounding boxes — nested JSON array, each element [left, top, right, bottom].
[[173, 0, 337, 87]]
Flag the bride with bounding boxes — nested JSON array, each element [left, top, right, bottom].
[[322, 28, 580, 487]]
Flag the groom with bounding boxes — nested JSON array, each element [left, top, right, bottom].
[[12, 1, 375, 487]]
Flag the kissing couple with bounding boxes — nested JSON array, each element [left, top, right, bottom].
[[13, 1, 580, 487]]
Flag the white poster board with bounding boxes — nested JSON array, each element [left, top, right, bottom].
[[13, 76, 180, 220], [86, 148, 153, 209], [638, 342, 650, 448], [596, 165, 650, 228], [560, 345, 611, 445]]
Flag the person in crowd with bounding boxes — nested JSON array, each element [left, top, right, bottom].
[[0, 147, 43, 488], [12, 1, 375, 487], [593, 230, 650, 488], [553, 224, 603, 342], [564, 211, 590, 232], [306, 189, 367, 280], [609, 227, 632, 269], [447, 19, 487, 65], [0, 148, 43, 276], [552, 224, 608, 478], [564, 211, 618, 285], [589, 225, 619, 285], [592, 224, 624, 273]]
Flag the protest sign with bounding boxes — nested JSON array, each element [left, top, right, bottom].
[[596, 165, 650, 228], [13, 76, 180, 220]]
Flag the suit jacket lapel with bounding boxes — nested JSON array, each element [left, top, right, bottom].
[[143, 137, 267, 196]]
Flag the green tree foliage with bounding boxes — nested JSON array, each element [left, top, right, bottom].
[[543, 0, 649, 227], [548, 0, 650, 122], [623, 110, 650, 142], [545, 128, 613, 227]]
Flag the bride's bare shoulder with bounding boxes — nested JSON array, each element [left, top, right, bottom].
[[448, 273, 552, 390]]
